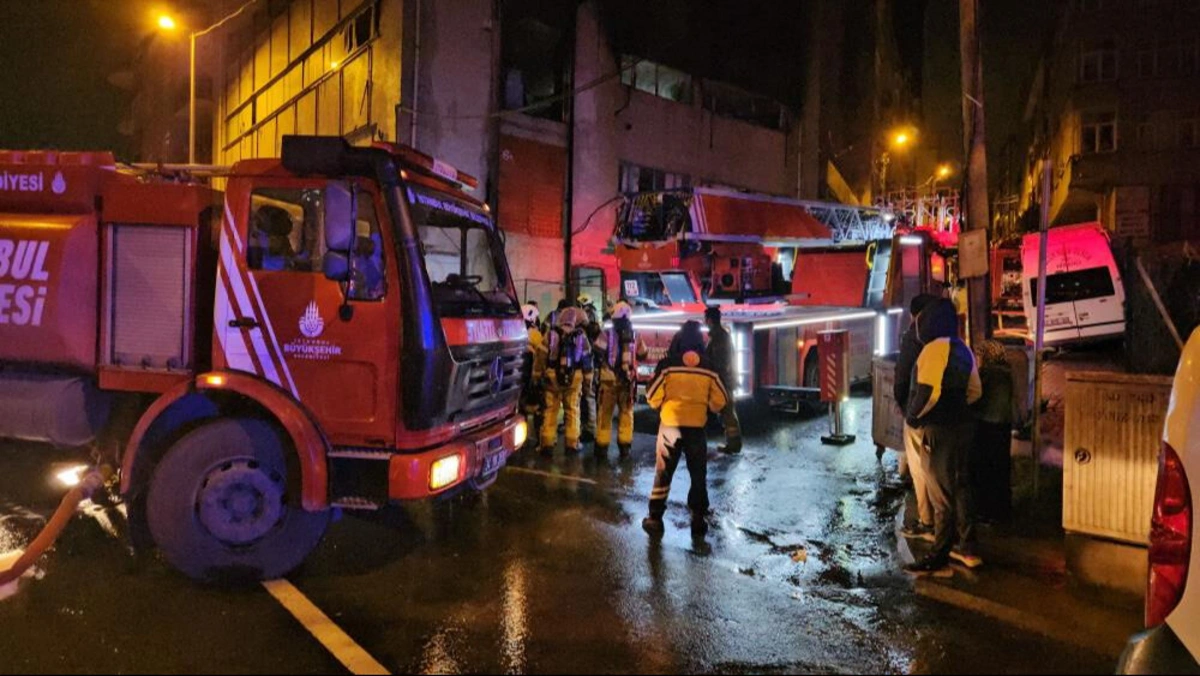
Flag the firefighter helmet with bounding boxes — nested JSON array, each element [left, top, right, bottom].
[[577, 293, 593, 308], [522, 303, 540, 324], [611, 301, 633, 320]]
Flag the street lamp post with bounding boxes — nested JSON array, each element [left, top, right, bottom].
[[158, 0, 260, 165]]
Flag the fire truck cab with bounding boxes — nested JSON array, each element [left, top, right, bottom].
[[0, 137, 527, 581]]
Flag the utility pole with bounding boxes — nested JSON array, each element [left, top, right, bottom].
[[959, 0, 990, 346]]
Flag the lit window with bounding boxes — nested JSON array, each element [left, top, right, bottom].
[[620, 55, 693, 105]]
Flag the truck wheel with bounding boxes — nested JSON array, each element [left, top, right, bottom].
[[146, 418, 329, 583]]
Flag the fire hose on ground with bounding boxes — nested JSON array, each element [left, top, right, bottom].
[[0, 470, 105, 587]]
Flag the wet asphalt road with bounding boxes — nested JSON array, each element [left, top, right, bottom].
[[0, 396, 1116, 674]]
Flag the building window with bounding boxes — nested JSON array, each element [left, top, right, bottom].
[[618, 161, 690, 194], [620, 55, 693, 105], [1081, 110, 1118, 153], [1136, 121, 1156, 150], [701, 80, 788, 131], [1179, 38, 1199, 76], [1080, 41, 1119, 82], [1180, 115, 1199, 148]]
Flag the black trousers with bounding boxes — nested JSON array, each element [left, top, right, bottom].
[[649, 426, 709, 519], [919, 421, 977, 562], [972, 421, 1013, 524]]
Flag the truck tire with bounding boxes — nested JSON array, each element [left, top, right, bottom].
[[803, 353, 820, 388], [146, 418, 329, 583]]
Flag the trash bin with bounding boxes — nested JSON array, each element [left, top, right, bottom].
[[871, 355, 905, 457]]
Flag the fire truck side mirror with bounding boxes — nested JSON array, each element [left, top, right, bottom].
[[322, 181, 357, 283], [324, 181, 357, 252]]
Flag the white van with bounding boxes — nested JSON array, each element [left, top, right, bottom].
[[1021, 222, 1125, 346]]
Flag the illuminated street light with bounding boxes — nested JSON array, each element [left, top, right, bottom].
[[154, 1, 260, 164], [937, 164, 952, 179], [892, 132, 910, 148]]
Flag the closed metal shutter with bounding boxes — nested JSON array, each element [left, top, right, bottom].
[[108, 225, 191, 370]]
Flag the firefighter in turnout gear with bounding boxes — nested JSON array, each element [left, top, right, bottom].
[[642, 320, 728, 538], [520, 303, 545, 452], [592, 301, 647, 459], [539, 306, 591, 455], [577, 293, 600, 443]]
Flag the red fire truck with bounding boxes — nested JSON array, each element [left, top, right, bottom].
[[0, 137, 527, 581], [615, 187, 910, 408]]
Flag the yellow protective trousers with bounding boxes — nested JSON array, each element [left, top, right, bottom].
[[596, 369, 636, 448], [540, 368, 584, 450]]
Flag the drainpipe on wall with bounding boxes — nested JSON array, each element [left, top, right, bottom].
[[408, 0, 422, 146], [561, 5, 578, 298], [487, 0, 503, 214]]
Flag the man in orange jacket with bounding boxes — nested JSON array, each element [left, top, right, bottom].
[[643, 320, 728, 538]]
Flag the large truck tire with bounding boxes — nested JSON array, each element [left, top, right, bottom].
[[146, 418, 329, 583]]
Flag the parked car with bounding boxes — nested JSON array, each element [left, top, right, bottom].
[[1118, 326, 1200, 673]]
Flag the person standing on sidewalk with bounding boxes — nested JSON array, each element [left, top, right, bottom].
[[592, 301, 647, 459], [895, 293, 938, 541], [643, 321, 728, 538], [972, 340, 1016, 525], [903, 299, 983, 576], [704, 306, 742, 455]]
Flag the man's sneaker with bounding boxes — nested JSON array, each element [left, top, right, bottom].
[[904, 557, 953, 578], [719, 439, 742, 455], [618, 444, 631, 459], [950, 549, 984, 569], [642, 517, 665, 537], [901, 523, 936, 542]]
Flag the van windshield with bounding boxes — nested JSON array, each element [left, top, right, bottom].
[[407, 185, 519, 317], [1030, 266, 1115, 306]]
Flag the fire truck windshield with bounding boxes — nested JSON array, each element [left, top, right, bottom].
[[620, 271, 698, 308], [406, 185, 519, 317], [618, 191, 693, 242]]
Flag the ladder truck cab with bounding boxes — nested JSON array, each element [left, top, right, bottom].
[[615, 187, 902, 409], [0, 137, 528, 582]]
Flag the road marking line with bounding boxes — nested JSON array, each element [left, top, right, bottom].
[[261, 579, 390, 675], [504, 466, 600, 485]]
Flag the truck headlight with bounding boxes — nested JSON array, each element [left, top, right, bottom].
[[430, 454, 463, 491], [512, 420, 528, 449]]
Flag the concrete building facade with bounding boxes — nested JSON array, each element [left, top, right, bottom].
[[1019, 0, 1200, 244], [202, 0, 800, 306]]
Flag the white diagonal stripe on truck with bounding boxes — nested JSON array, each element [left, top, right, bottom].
[[223, 211, 300, 398], [219, 229, 282, 387]]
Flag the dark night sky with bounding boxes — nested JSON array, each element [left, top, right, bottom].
[[0, 0, 1051, 176], [0, 0, 156, 156]]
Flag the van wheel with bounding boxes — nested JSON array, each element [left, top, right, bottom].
[[146, 418, 329, 583]]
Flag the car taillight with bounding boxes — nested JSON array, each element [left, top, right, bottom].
[[1147, 442, 1193, 627]]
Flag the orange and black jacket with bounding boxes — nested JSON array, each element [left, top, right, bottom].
[[646, 351, 728, 428]]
